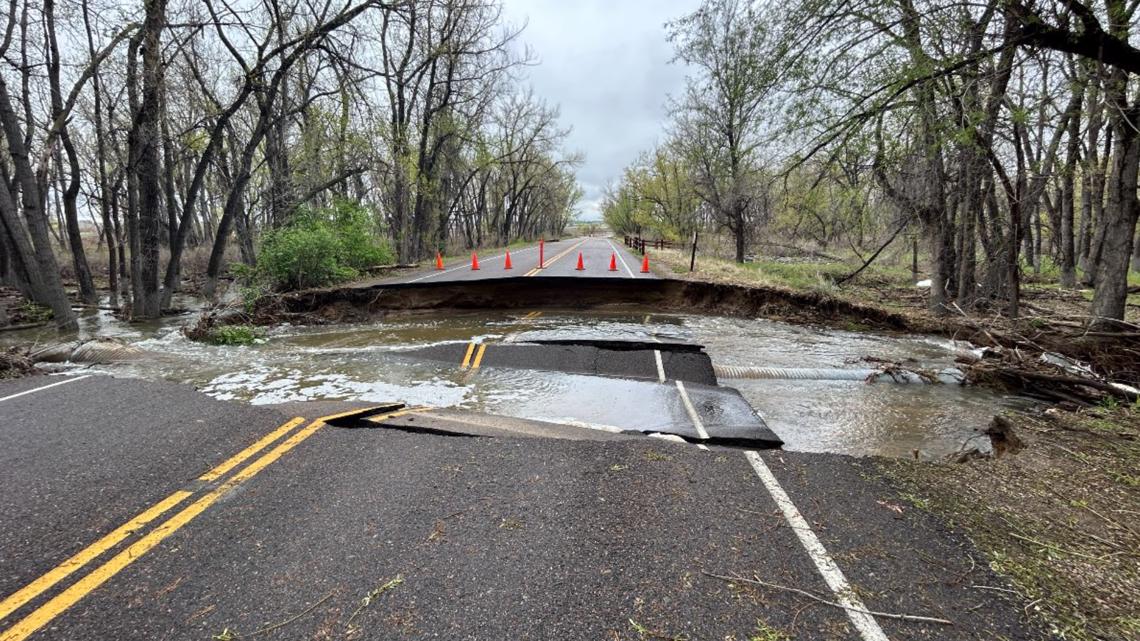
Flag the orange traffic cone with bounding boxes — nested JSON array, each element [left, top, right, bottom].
[[504, 250, 513, 270], [471, 252, 480, 270], [575, 252, 585, 271], [609, 252, 618, 272], [435, 252, 444, 270], [640, 252, 650, 274]]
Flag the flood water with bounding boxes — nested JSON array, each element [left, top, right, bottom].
[[4, 305, 1031, 459]]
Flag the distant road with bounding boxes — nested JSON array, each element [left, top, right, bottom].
[[393, 236, 656, 284]]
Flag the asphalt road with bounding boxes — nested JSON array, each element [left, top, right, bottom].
[[394, 236, 654, 284], [0, 375, 1046, 640]]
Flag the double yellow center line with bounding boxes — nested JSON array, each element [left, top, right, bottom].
[[523, 239, 587, 276], [460, 342, 487, 369], [0, 407, 407, 641]]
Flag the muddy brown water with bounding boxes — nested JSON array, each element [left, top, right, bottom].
[[4, 305, 1031, 459]]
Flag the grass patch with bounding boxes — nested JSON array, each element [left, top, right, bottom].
[[652, 247, 913, 294], [205, 325, 262, 346], [16, 301, 53, 323]]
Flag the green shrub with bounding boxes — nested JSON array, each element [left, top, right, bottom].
[[255, 224, 353, 290], [207, 325, 262, 346], [243, 200, 393, 292]]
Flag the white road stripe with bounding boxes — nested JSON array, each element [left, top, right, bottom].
[[407, 245, 539, 283], [674, 380, 710, 440], [744, 451, 890, 641], [0, 375, 91, 403], [606, 238, 636, 278], [654, 350, 666, 383]]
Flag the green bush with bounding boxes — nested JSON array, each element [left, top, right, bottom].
[[207, 325, 261, 346], [244, 200, 393, 292]]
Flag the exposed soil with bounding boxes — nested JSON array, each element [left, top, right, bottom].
[[250, 276, 912, 330]]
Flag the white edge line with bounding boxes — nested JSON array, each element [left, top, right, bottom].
[[744, 451, 890, 641], [674, 380, 710, 440], [0, 375, 92, 403], [654, 350, 666, 383], [607, 239, 637, 278]]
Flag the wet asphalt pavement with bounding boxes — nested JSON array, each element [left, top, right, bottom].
[[399, 339, 782, 448], [0, 375, 1047, 640]]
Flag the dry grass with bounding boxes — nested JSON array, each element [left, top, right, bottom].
[[57, 244, 239, 293], [883, 407, 1140, 641]]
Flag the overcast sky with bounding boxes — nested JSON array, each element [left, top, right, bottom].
[[500, 0, 700, 221]]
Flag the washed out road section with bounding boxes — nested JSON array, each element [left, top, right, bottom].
[[400, 339, 780, 448]]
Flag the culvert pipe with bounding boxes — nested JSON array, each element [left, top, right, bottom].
[[31, 339, 149, 364], [713, 365, 964, 385]]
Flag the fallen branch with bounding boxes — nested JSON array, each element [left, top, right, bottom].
[[835, 216, 913, 286], [217, 591, 334, 638], [1000, 369, 1137, 402], [701, 571, 954, 626]]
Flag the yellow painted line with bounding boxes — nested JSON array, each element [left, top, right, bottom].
[[459, 342, 476, 369], [471, 344, 487, 369], [0, 490, 191, 624], [198, 417, 306, 481], [0, 407, 403, 641], [524, 239, 587, 276], [0, 415, 305, 624]]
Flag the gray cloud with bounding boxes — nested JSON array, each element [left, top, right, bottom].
[[501, 0, 699, 220]]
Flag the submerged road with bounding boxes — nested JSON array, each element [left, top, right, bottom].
[[393, 236, 654, 284], [0, 374, 1044, 640]]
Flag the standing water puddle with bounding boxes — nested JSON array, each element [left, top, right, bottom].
[[5, 309, 1030, 459]]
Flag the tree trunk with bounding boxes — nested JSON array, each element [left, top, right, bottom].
[[1059, 79, 1084, 288], [44, 0, 97, 305], [0, 77, 77, 330], [133, 0, 167, 318], [1090, 95, 1140, 327]]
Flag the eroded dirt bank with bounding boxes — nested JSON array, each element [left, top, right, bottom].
[[252, 276, 913, 330]]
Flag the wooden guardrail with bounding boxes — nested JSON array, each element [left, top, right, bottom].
[[624, 233, 700, 272], [623, 236, 678, 253]]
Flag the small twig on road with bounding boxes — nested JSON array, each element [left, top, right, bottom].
[[345, 575, 404, 630], [216, 591, 335, 639], [971, 584, 1020, 595], [701, 571, 954, 626]]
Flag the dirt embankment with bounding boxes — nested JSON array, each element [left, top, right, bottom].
[[250, 276, 911, 331]]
